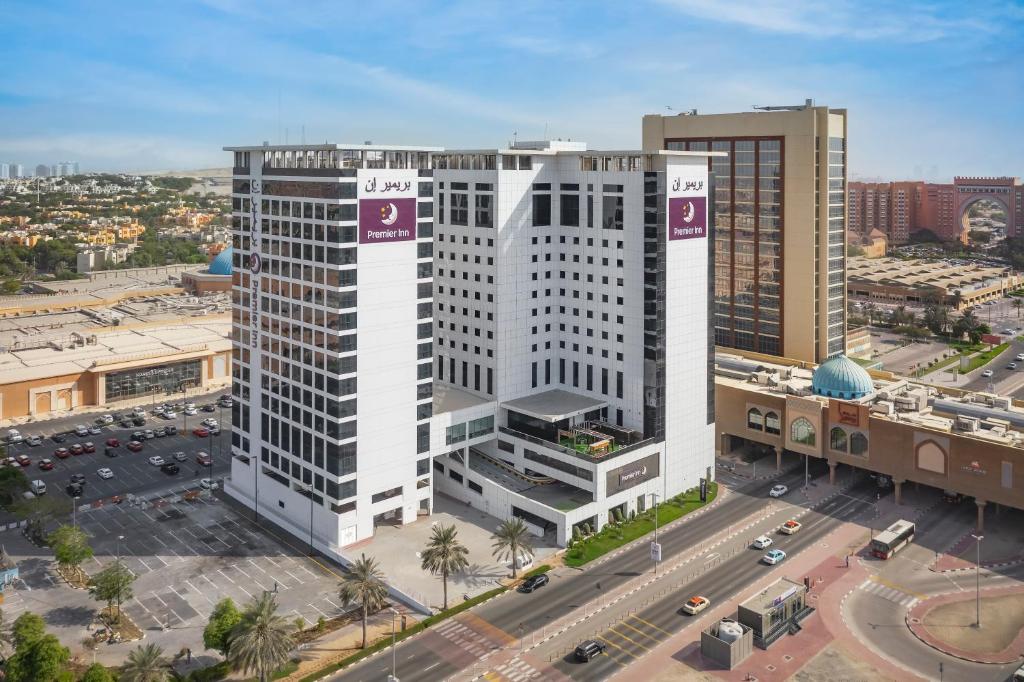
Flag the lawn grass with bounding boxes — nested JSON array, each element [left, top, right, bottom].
[[921, 354, 961, 376], [962, 343, 1011, 374], [563, 483, 718, 568]]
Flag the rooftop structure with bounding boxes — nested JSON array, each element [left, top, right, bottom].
[[847, 256, 1020, 310], [811, 355, 875, 400]]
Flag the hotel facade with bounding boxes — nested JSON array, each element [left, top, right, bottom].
[[225, 141, 718, 553]]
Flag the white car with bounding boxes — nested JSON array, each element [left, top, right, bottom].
[[97, 468, 114, 480], [769, 484, 788, 498], [779, 520, 802, 535], [74, 425, 89, 437], [88, 425, 102, 435], [163, 410, 177, 419], [185, 402, 197, 410], [981, 369, 994, 378], [6, 430, 23, 444], [98, 415, 114, 424], [173, 451, 187, 462], [762, 549, 787, 565], [752, 535, 773, 549], [201, 418, 218, 428], [147, 456, 165, 467], [184, 407, 198, 416], [200, 478, 218, 490], [1016, 353, 1024, 362], [132, 407, 146, 417]]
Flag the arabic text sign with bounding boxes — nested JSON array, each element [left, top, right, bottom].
[[359, 198, 417, 244]]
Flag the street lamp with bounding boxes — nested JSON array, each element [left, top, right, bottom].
[[116, 534, 124, 564], [971, 533, 984, 628], [651, 492, 661, 575], [388, 607, 399, 682]]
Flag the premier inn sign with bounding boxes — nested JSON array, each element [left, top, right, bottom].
[[606, 453, 660, 495]]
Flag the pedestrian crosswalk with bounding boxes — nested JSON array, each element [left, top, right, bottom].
[[858, 578, 919, 608], [433, 618, 498, 658], [486, 657, 544, 681]]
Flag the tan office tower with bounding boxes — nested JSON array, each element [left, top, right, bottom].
[[643, 103, 848, 363]]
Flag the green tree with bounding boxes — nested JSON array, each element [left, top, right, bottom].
[[420, 523, 470, 610], [491, 517, 535, 579], [337, 554, 389, 649], [922, 304, 951, 336], [48, 525, 93, 577], [203, 597, 242, 655], [88, 562, 135, 622], [1014, 298, 1023, 319], [4, 633, 71, 682], [954, 310, 992, 345], [11, 494, 70, 543], [10, 612, 46, 651], [226, 592, 294, 682], [0, 466, 29, 506], [80, 663, 115, 682], [120, 643, 168, 682]]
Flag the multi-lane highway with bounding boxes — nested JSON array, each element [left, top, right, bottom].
[[330, 462, 831, 682]]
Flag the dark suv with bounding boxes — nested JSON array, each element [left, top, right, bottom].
[[518, 573, 549, 593], [160, 463, 180, 475], [574, 640, 606, 662]]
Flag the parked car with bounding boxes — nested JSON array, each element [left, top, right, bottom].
[[15, 454, 30, 467], [769, 484, 788, 498], [161, 462, 180, 475], [185, 407, 199, 416], [574, 640, 607, 662], [762, 549, 787, 565], [87, 425, 102, 436], [166, 425, 177, 435], [200, 478, 218, 490], [193, 427, 210, 438], [25, 435, 42, 447], [126, 441, 143, 452], [184, 402, 196, 410], [132, 417, 147, 427], [30, 479, 47, 495], [148, 456, 165, 467], [74, 425, 89, 437], [154, 427, 167, 438], [96, 415, 114, 425], [752, 535, 773, 549], [66, 483, 83, 498], [106, 438, 120, 448], [518, 573, 549, 593], [682, 595, 710, 615], [38, 459, 54, 471], [54, 447, 70, 459], [132, 407, 146, 417], [779, 520, 802, 535], [208, 425, 221, 435], [97, 468, 114, 480], [83, 442, 95, 453], [51, 433, 67, 443], [119, 419, 134, 428], [173, 451, 187, 462], [201, 418, 218, 428], [6, 429, 22, 444], [69, 444, 84, 456], [143, 430, 155, 440], [104, 447, 118, 458], [70, 473, 86, 485], [163, 411, 177, 420], [196, 452, 212, 466], [201, 404, 216, 413]]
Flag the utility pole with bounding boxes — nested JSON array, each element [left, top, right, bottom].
[[972, 533, 984, 627]]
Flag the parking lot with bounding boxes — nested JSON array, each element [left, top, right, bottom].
[[1, 480, 354, 667], [2, 391, 233, 512]]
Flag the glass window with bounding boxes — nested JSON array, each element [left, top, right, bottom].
[[446, 422, 466, 445], [451, 193, 468, 226], [830, 427, 847, 452], [475, 194, 493, 228], [602, 195, 623, 230], [765, 411, 781, 435], [790, 418, 816, 446], [105, 359, 202, 401], [747, 408, 764, 430], [532, 194, 551, 226], [849, 432, 868, 456], [560, 194, 580, 227]]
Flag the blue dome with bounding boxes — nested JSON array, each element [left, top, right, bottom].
[[208, 247, 233, 275], [812, 355, 875, 400]]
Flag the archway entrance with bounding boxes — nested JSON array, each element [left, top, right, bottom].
[[954, 177, 1017, 243], [962, 197, 1008, 247]]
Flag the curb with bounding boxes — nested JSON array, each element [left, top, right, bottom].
[[904, 585, 1024, 665]]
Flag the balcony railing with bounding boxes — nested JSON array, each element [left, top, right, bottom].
[[498, 426, 657, 464]]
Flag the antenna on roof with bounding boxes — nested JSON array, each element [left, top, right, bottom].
[[667, 107, 697, 115], [753, 98, 815, 112]]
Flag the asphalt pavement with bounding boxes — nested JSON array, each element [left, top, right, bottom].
[[329, 462, 829, 682], [1, 389, 232, 513]]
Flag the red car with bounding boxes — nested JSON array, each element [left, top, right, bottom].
[[38, 459, 54, 471], [126, 440, 143, 452], [192, 427, 210, 438], [105, 437, 120, 448], [54, 447, 70, 459], [70, 443, 84, 456], [83, 442, 96, 454], [15, 455, 30, 467], [196, 452, 212, 466]]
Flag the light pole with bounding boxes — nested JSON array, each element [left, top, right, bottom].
[[388, 608, 399, 682], [804, 454, 809, 490], [652, 492, 661, 575], [116, 534, 124, 564], [972, 533, 983, 628]]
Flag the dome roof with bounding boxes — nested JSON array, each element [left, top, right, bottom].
[[811, 355, 875, 400], [208, 247, 233, 276]]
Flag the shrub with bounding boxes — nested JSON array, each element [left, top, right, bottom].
[[613, 508, 624, 524], [572, 526, 582, 542]]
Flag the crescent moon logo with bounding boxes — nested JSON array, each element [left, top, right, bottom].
[[682, 201, 695, 223], [380, 202, 399, 226], [249, 252, 262, 274]]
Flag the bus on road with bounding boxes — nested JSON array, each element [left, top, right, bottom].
[[870, 519, 915, 559]]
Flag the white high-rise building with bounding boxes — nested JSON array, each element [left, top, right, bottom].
[[10, 164, 23, 179], [223, 144, 440, 554], [223, 139, 718, 556], [428, 141, 718, 545], [0, 164, 9, 179]]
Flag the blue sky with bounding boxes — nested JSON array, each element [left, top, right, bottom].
[[1, 0, 1022, 177]]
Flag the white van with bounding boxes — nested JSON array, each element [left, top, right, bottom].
[[30, 480, 47, 495]]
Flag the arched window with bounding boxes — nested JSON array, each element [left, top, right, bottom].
[[765, 411, 781, 435], [830, 427, 848, 452], [747, 407, 764, 431], [790, 418, 816, 446], [850, 432, 868, 456]]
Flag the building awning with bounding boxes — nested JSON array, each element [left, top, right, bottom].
[[501, 389, 607, 423]]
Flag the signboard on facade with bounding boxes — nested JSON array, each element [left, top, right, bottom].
[[829, 400, 869, 429], [605, 453, 660, 495], [981, 333, 1002, 346], [358, 173, 417, 244], [666, 174, 707, 242], [249, 179, 262, 351], [650, 542, 662, 562]]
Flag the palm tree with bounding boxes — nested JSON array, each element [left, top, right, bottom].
[[1013, 298, 1023, 319], [227, 592, 294, 682], [120, 643, 168, 682], [420, 524, 470, 610], [338, 554, 389, 649], [491, 517, 534, 579]]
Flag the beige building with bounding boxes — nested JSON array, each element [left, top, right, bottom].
[[847, 256, 1020, 310], [643, 102, 848, 363], [715, 351, 1024, 530]]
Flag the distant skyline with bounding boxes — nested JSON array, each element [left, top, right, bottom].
[[1, 0, 1022, 177]]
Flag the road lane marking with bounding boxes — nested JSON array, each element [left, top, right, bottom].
[[868, 574, 928, 601], [630, 615, 673, 638], [606, 627, 652, 652], [596, 635, 636, 660], [216, 569, 235, 584], [619, 619, 662, 643]]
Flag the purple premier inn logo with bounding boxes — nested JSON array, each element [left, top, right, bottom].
[[668, 196, 707, 240], [359, 198, 417, 244]]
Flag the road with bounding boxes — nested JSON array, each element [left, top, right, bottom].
[[329, 462, 830, 682], [548, 476, 878, 680], [2, 389, 232, 512]]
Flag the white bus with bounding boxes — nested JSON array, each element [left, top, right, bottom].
[[870, 519, 915, 559]]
